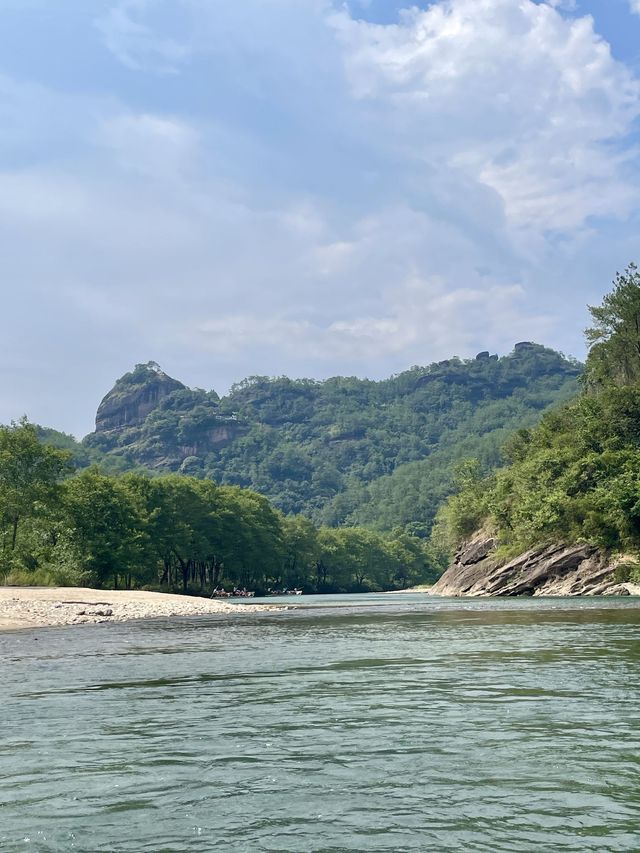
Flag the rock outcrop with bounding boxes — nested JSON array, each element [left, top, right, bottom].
[[95, 362, 185, 432], [430, 534, 632, 597], [87, 362, 248, 470]]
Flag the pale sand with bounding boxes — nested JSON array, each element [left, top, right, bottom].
[[0, 586, 278, 631]]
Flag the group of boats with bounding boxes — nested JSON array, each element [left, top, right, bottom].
[[210, 587, 304, 598], [267, 588, 304, 596], [210, 588, 256, 598]]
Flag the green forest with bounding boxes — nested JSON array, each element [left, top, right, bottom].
[[0, 421, 439, 594], [435, 264, 640, 583]]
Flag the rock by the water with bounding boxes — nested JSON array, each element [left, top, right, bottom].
[[456, 536, 496, 566], [430, 535, 630, 597]]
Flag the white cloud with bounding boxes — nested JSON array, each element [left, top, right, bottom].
[[99, 113, 200, 180], [630, 1, 640, 15], [546, 0, 577, 9], [190, 204, 552, 368], [96, 0, 191, 73], [330, 0, 640, 232], [193, 274, 551, 365]]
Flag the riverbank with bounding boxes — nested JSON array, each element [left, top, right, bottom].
[[385, 585, 432, 593], [0, 587, 278, 630], [430, 536, 640, 598]]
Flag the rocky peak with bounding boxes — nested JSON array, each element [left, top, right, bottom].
[[95, 362, 186, 433]]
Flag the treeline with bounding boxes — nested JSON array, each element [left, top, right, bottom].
[[434, 265, 640, 582], [0, 421, 440, 594]]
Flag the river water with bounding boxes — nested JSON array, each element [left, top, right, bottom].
[[1, 595, 640, 852]]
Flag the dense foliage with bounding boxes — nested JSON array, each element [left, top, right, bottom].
[[81, 344, 580, 533], [0, 422, 438, 593], [434, 265, 640, 581], [585, 263, 640, 389]]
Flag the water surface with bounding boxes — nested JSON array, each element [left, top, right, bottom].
[[1, 595, 639, 851]]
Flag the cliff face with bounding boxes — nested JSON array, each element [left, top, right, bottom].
[[430, 534, 632, 597], [86, 363, 247, 470], [95, 364, 185, 432]]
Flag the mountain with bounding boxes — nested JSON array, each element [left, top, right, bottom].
[[78, 344, 581, 532]]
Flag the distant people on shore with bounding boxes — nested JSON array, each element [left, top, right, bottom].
[[211, 586, 304, 598], [210, 587, 256, 599], [266, 588, 303, 596]]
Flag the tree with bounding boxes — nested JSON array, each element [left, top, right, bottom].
[[216, 486, 284, 590], [385, 530, 441, 588], [142, 475, 213, 593], [280, 515, 319, 590], [60, 469, 152, 589], [0, 419, 71, 571], [585, 263, 640, 388]]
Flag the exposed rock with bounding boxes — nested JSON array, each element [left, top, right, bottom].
[[95, 362, 185, 432], [179, 423, 245, 455], [79, 608, 113, 617], [602, 585, 630, 596], [430, 534, 630, 597], [88, 363, 249, 470], [457, 536, 496, 565]]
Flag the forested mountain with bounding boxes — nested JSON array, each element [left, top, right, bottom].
[[76, 344, 581, 533]]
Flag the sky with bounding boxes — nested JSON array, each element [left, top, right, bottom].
[[1, 0, 640, 437]]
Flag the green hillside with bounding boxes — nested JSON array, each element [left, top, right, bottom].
[[78, 344, 580, 533], [435, 264, 640, 582]]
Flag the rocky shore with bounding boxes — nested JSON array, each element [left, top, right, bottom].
[[0, 587, 277, 630], [430, 535, 640, 597]]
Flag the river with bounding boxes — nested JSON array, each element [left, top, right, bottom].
[[1, 594, 639, 852]]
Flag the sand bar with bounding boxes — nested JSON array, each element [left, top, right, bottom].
[[0, 586, 278, 630]]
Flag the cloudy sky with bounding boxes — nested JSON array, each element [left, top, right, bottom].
[[2, 0, 640, 436]]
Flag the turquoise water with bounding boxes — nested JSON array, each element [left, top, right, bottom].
[[1, 595, 640, 852]]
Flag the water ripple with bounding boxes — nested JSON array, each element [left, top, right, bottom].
[[1, 596, 640, 852]]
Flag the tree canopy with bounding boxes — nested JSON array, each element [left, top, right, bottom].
[[585, 263, 640, 388], [0, 419, 71, 572]]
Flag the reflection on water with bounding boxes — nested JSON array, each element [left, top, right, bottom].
[[1, 595, 640, 852]]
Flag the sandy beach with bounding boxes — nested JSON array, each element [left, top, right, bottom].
[[0, 586, 277, 630]]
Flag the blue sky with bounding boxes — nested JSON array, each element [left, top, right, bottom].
[[1, 0, 640, 436]]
